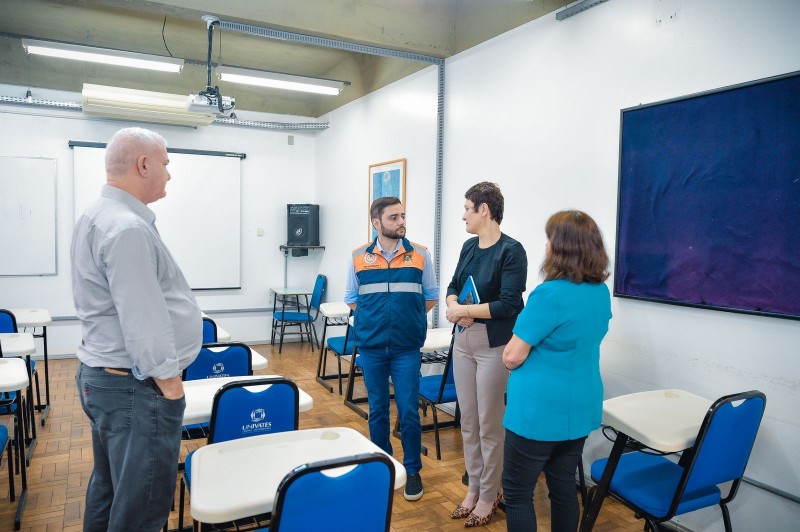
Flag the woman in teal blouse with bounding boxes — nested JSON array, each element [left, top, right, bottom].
[[502, 210, 612, 532]]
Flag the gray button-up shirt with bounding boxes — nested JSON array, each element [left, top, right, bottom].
[[71, 185, 202, 380]]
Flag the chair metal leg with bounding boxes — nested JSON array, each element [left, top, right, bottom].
[[719, 501, 733, 532], [178, 476, 186, 531], [6, 439, 14, 502], [431, 402, 441, 460], [577, 459, 588, 507]]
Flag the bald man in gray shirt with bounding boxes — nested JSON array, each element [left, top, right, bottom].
[[71, 127, 201, 531]]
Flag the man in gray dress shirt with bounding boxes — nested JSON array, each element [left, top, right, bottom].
[[71, 127, 202, 531]]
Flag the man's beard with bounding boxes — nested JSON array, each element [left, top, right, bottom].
[[381, 226, 406, 239]]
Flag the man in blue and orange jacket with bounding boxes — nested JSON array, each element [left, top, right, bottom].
[[345, 196, 438, 502]]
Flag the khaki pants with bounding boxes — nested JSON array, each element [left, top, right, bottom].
[[452, 323, 509, 502]]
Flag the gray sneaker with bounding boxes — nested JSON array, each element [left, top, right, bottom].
[[404, 472, 424, 501]]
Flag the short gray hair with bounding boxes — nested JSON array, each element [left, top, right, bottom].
[[105, 127, 167, 177]]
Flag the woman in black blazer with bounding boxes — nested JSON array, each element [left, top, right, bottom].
[[445, 182, 527, 527]]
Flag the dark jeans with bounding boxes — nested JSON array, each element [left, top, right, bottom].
[[502, 429, 586, 532], [358, 348, 423, 474], [77, 363, 186, 532]]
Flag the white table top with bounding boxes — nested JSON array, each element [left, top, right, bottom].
[[9, 308, 52, 327], [0, 332, 36, 357], [421, 327, 453, 353], [190, 426, 406, 524], [183, 375, 313, 426], [602, 389, 712, 453], [271, 287, 313, 296], [0, 357, 29, 393], [319, 301, 351, 319]]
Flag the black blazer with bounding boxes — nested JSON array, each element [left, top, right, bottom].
[[447, 233, 527, 348]]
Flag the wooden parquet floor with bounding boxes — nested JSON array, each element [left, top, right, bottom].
[[0, 343, 644, 531]]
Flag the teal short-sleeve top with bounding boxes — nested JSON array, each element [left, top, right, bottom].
[[503, 279, 612, 441]]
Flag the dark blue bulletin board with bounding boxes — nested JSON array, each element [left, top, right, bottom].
[[615, 71, 800, 320]]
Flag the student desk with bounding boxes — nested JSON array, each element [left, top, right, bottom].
[[0, 358, 30, 530], [189, 427, 406, 525], [182, 375, 313, 426], [270, 287, 314, 352], [315, 301, 351, 393], [0, 333, 38, 463], [8, 309, 52, 426], [579, 389, 713, 531]]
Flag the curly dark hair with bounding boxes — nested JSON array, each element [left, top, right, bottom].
[[541, 210, 609, 284], [464, 182, 504, 224]]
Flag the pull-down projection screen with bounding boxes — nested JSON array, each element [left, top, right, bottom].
[[614, 71, 800, 320], [73, 143, 243, 290]]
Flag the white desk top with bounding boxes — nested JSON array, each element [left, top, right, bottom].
[[271, 287, 313, 296], [602, 389, 712, 453], [319, 301, 351, 319], [0, 333, 36, 357], [9, 308, 52, 327], [183, 375, 313, 426], [215, 326, 231, 343], [190, 426, 406, 524], [421, 327, 453, 354], [0, 358, 29, 393]]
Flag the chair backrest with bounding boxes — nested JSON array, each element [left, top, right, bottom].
[[670, 390, 766, 515], [0, 309, 18, 334], [327, 311, 356, 355], [182, 342, 253, 381], [309, 274, 327, 312], [208, 377, 299, 444], [270, 452, 395, 532], [202, 317, 218, 344], [436, 335, 457, 402]]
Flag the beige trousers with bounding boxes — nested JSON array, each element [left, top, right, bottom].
[[452, 322, 509, 502]]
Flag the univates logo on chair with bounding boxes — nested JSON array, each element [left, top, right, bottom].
[[242, 408, 273, 434], [210, 362, 229, 377]]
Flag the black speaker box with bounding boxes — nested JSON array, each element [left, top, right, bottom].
[[287, 204, 320, 246]]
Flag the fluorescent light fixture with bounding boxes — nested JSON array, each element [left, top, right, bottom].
[[22, 38, 183, 73], [556, 0, 611, 20], [217, 66, 348, 96], [82, 84, 215, 127]]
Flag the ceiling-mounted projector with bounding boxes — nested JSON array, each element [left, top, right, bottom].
[[186, 92, 235, 116]]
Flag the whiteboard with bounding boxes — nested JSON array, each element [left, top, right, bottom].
[[73, 145, 242, 290], [0, 156, 58, 276]]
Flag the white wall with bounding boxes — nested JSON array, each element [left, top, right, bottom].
[[315, 66, 439, 302], [0, 86, 320, 353], [435, 0, 800, 530]]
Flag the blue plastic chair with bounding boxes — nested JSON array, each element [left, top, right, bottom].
[[0, 309, 41, 431], [181, 342, 253, 440], [0, 424, 14, 501], [202, 317, 218, 344], [182, 342, 252, 381], [180, 377, 300, 529], [271, 274, 326, 353], [417, 335, 458, 460], [322, 311, 357, 395], [590, 390, 766, 532], [263, 452, 395, 532]]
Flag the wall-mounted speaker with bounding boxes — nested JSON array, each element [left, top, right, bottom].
[[287, 204, 320, 246]]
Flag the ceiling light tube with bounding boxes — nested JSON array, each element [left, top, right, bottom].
[[21, 39, 183, 73], [217, 66, 347, 95]]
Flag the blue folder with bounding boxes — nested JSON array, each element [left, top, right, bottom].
[[457, 275, 480, 331]]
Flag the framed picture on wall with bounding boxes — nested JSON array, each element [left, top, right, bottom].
[[367, 158, 406, 241]]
